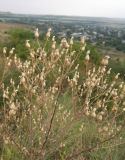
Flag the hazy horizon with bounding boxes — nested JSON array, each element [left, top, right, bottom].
[[0, 0, 125, 18]]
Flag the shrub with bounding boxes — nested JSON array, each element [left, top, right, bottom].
[[0, 28, 125, 160]]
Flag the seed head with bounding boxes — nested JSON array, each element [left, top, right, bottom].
[[85, 51, 90, 61], [3, 47, 7, 54], [9, 48, 15, 55], [34, 28, 39, 38], [101, 55, 110, 66], [70, 37, 74, 45], [25, 40, 31, 48], [81, 36, 85, 44]]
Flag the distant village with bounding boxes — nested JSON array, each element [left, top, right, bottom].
[[1, 12, 125, 52]]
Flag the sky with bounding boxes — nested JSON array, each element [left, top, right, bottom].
[[0, 0, 125, 18]]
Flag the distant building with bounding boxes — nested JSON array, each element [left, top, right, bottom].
[[107, 31, 111, 36], [71, 32, 83, 38], [93, 31, 97, 35], [121, 40, 125, 44], [57, 32, 66, 38], [118, 31, 122, 38], [98, 34, 104, 38]]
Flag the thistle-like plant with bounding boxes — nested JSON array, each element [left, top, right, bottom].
[[0, 28, 125, 160]]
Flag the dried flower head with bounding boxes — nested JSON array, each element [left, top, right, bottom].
[[25, 40, 31, 48], [34, 28, 39, 38], [81, 36, 85, 44], [85, 50, 90, 61], [101, 55, 110, 66], [3, 47, 7, 54], [9, 48, 15, 55]]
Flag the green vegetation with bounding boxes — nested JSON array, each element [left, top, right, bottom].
[[7, 29, 34, 59]]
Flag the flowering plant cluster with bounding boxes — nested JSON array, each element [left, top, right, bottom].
[[0, 28, 125, 160]]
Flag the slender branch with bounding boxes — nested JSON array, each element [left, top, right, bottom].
[[41, 102, 57, 150], [65, 128, 122, 160]]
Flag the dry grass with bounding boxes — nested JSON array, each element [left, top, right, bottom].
[[0, 22, 31, 31], [98, 47, 125, 62], [0, 22, 32, 43]]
